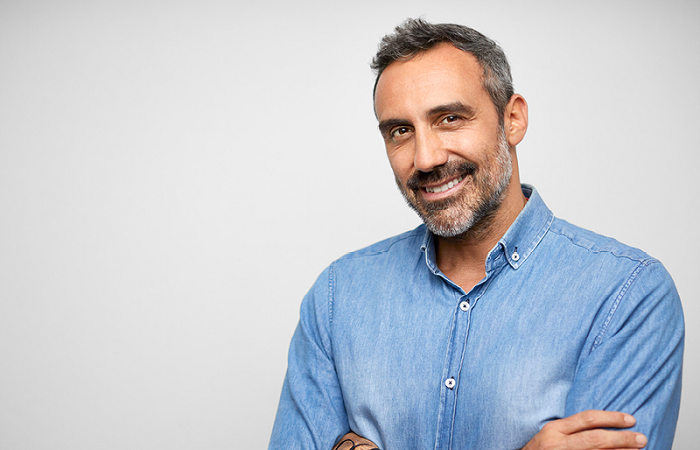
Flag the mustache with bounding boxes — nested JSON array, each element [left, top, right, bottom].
[[406, 161, 477, 191]]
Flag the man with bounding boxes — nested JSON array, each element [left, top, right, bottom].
[[269, 19, 683, 450]]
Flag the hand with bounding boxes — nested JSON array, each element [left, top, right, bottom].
[[332, 431, 380, 450], [522, 410, 647, 450]]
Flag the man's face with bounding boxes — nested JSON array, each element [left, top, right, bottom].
[[374, 43, 513, 237]]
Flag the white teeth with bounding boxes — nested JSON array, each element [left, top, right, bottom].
[[425, 176, 464, 193]]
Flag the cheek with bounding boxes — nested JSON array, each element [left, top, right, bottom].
[[386, 148, 414, 182], [388, 160, 411, 186]]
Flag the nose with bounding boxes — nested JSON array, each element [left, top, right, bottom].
[[414, 129, 448, 172]]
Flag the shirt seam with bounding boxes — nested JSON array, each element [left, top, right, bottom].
[[548, 224, 655, 264], [590, 259, 659, 352], [337, 230, 423, 261], [329, 262, 336, 328]]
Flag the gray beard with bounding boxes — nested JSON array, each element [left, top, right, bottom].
[[397, 129, 513, 238]]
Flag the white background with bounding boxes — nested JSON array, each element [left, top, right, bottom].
[[1, 1, 698, 448]]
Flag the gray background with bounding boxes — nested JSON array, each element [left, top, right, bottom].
[[1, 0, 698, 448]]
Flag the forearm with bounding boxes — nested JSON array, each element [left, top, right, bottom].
[[330, 412, 647, 450], [269, 268, 350, 450]]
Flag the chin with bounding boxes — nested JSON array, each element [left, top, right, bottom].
[[424, 213, 477, 238]]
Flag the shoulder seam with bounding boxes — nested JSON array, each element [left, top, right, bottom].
[[548, 222, 654, 264], [328, 262, 335, 327], [338, 229, 423, 261], [590, 259, 660, 351]]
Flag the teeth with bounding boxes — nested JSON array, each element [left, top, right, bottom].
[[425, 176, 464, 193]]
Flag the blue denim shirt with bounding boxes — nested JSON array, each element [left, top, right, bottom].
[[269, 185, 683, 450]]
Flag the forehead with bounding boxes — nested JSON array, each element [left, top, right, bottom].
[[374, 43, 492, 121]]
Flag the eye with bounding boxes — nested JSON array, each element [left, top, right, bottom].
[[440, 114, 461, 124], [390, 126, 412, 140]]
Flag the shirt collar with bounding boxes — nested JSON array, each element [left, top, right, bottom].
[[420, 184, 554, 273], [492, 184, 554, 271], [420, 230, 439, 275]]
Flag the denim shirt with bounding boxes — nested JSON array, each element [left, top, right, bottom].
[[269, 185, 684, 450]]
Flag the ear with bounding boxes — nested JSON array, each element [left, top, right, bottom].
[[503, 94, 528, 147]]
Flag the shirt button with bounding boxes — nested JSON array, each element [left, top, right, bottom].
[[445, 377, 456, 389], [512, 251, 520, 261], [460, 300, 470, 311]]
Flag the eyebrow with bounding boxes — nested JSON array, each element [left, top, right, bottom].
[[427, 101, 476, 119], [377, 101, 477, 137], [377, 118, 408, 137]]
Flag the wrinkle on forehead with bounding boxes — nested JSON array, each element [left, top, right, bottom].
[[374, 43, 493, 124]]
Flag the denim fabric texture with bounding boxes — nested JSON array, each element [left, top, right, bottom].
[[269, 185, 684, 450]]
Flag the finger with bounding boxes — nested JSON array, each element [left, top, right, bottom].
[[333, 432, 380, 450], [553, 410, 636, 435], [570, 429, 647, 449]]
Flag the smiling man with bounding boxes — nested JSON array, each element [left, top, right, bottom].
[[269, 19, 683, 450]]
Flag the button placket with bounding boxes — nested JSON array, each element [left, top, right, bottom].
[[435, 283, 481, 447]]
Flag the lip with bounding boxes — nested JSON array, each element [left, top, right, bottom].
[[420, 175, 466, 200]]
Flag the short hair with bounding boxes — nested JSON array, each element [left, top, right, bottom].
[[371, 18, 514, 120]]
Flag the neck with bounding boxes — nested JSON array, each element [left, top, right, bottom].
[[434, 175, 526, 292]]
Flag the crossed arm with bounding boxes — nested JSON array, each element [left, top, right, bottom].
[[272, 262, 683, 450], [332, 410, 648, 450]]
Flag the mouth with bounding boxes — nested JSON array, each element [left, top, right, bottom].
[[423, 175, 464, 194], [405, 162, 476, 203], [423, 175, 465, 194]]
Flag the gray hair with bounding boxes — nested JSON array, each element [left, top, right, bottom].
[[371, 18, 514, 120]]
